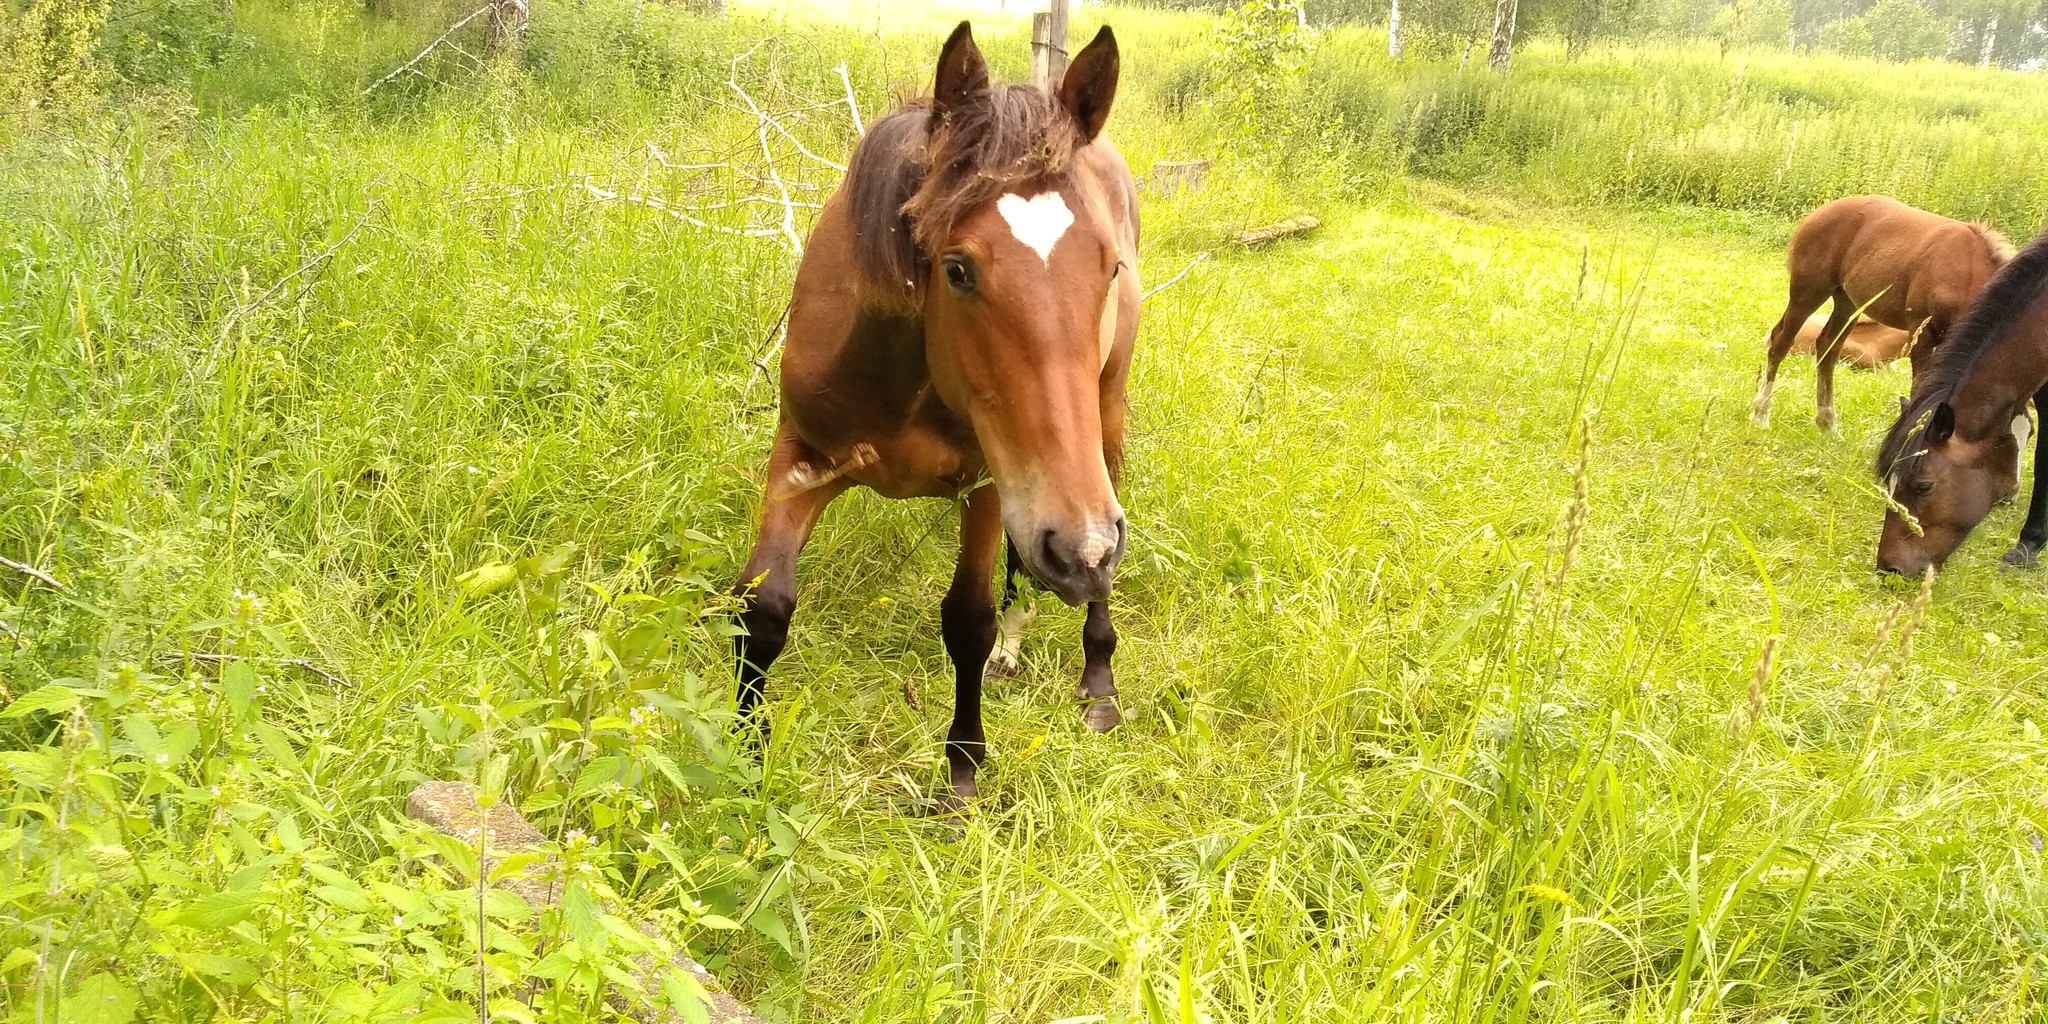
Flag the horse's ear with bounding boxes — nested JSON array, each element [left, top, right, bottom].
[[1928, 402, 1956, 445], [1059, 26, 1119, 142], [932, 22, 990, 123]]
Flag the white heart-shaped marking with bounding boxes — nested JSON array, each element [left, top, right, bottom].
[[997, 191, 1074, 265]]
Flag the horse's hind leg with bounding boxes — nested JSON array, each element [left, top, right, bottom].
[[984, 540, 1036, 679], [936, 484, 1004, 813], [732, 428, 850, 728], [2003, 387, 2048, 570], [1752, 282, 1830, 427], [1811, 292, 1857, 434]]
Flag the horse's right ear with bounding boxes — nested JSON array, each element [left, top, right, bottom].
[[1928, 401, 1956, 445], [932, 22, 990, 123]]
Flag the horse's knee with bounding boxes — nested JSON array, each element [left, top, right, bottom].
[[940, 589, 996, 667]]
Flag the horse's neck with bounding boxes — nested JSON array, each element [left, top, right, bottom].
[[1953, 304, 2048, 437]]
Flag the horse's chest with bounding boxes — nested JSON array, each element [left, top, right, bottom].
[[783, 310, 982, 498]]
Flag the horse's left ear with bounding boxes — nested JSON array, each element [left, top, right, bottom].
[[1059, 26, 1119, 142], [1928, 401, 1956, 445], [932, 22, 991, 123]]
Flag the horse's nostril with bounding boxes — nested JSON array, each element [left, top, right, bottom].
[[1038, 528, 1064, 572]]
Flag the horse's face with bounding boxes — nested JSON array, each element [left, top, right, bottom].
[[1878, 401, 2024, 576], [920, 26, 1127, 606]]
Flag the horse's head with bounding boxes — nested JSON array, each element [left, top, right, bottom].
[[912, 23, 1128, 605], [1876, 399, 2026, 576]]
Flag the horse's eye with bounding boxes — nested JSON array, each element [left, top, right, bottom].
[[1910, 479, 1935, 498], [942, 255, 975, 293]]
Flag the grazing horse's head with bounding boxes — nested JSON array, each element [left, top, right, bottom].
[[856, 22, 1130, 604], [1876, 397, 2026, 576]]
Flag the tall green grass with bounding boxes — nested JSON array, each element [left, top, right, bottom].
[[6, 2, 2048, 1021]]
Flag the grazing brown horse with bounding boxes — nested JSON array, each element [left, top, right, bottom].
[[1875, 230, 2048, 576], [1752, 195, 2013, 433], [1787, 314, 1911, 370], [729, 23, 1141, 811]]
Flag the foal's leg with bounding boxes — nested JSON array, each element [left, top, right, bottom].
[[1077, 598, 1121, 732], [984, 541, 1036, 679], [732, 428, 851, 725], [936, 485, 1004, 812], [1811, 293, 1857, 435], [1752, 282, 1830, 427], [2003, 387, 2048, 570]]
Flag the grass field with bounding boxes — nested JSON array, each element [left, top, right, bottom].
[[6, 2, 2048, 1021]]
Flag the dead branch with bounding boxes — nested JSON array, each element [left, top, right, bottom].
[[577, 181, 782, 239], [836, 63, 864, 137], [0, 556, 67, 592], [202, 204, 377, 379], [363, 5, 494, 95], [157, 651, 352, 689], [1143, 251, 1211, 301]]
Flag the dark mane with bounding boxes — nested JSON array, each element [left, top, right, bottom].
[[845, 85, 1083, 301], [1877, 228, 2048, 480]]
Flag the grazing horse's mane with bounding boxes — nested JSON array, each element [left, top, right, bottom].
[[1877, 228, 2048, 480], [845, 84, 1083, 299]]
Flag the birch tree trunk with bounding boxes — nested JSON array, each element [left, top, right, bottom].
[[1488, 0, 1519, 72], [1388, 0, 1404, 58], [1980, 16, 1998, 67]]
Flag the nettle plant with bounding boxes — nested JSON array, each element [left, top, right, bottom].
[[0, 529, 812, 1021]]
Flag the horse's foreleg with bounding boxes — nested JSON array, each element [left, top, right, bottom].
[[937, 484, 1003, 813], [1753, 288, 1828, 427], [1811, 296, 1857, 435], [1077, 599, 1121, 732], [2004, 387, 2048, 570], [732, 429, 850, 728], [985, 541, 1035, 679]]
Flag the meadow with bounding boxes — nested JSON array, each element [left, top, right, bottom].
[[6, 1, 2048, 1020]]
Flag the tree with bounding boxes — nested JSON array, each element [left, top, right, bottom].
[[1390, 0, 1405, 56], [1488, 0, 1518, 69]]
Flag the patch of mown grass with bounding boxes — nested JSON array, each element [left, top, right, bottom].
[[5, 2, 2048, 1021]]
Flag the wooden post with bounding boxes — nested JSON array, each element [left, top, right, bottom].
[[1031, 0, 1070, 88]]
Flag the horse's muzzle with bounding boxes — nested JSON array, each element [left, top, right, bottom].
[[1031, 514, 1125, 606]]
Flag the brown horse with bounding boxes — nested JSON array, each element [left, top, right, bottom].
[[1787, 314, 1911, 370], [1875, 230, 2048, 576], [729, 23, 1141, 811], [1751, 195, 2013, 433]]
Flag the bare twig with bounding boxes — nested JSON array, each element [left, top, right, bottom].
[[836, 63, 865, 137], [577, 181, 782, 238], [157, 651, 352, 689], [1142, 251, 1211, 301], [747, 301, 792, 395], [0, 556, 66, 592], [204, 204, 378, 379], [363, 5, 495, 95]]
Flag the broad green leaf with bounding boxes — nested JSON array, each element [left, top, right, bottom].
[[221, 661, 257, 719], [59, 973, 139, 1024], [163, 890, 260, 929], [662, 969, 712, 1024], [2, 683, 80, 719], [0, 947, 36, 973], [178, 952, 259, 987]]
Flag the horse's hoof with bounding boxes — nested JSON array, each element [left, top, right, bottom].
[[2002, 544, 2041, 570], [1748, 406, 1770, 428], [1081, 697, 1122, 733], [1815, 409, 1839, 435], [984, 648, 1022, 679]]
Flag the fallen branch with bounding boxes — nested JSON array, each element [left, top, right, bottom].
[[363, 5, 494, 95], [1236, 215, 1321, 247], [836, 63, 864, 137], [1142, 251, 1210, 301], [204, 203, 378, 379], [157, 651, 352, 689], [578, 181, 782, 239], [0, 556, 66, 592]]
